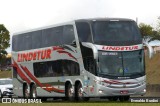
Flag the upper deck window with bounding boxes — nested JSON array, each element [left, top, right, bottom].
[[92, 21, 142, 46], [76, 22, 92, 42]]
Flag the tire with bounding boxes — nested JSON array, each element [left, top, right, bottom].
[[23, 85, 30, 99], [30, 84, 37, 99], [75, 83, 89, 101], [119, 96, 130, 102], [65, 83, 74, 101]]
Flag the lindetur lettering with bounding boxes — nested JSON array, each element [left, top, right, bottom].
[[17, 49, 52, 62], [102, 45, 139, 51]]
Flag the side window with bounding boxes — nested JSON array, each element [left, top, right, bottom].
[[32, 30, 42, 49], [60, 60, 80, 76], [33, 60, 80, 77], [23, 34, 32, 50], [76, 22, 92, 42], [17, 35, 24, 51], [63, 25, 75, 45], [33, 62, 49, 77], [42, 26, 63, 47], [54, 60, 63, 76], [14, 33, 32, 51], [12, 36, 18, 51]]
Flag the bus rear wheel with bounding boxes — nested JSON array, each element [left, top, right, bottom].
[[30, 84, 37, 99], [75, 83, 89, 101]]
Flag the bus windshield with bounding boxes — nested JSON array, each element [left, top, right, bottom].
[[98, 50, 145, 79], [92, 21, 142, 46]]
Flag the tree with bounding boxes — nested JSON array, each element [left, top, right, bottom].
[[0, 24, 10, 67], [153, 17, 160, 40], [139, 23, 153, 38], [152, 30, 160, 40]]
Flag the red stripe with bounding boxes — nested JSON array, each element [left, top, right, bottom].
[[57, 50, 77, 61], [53, 46, 64, 51], [103, 80, 135, 84], [20, 65, 64, 93], [12, 60, 31, 84]]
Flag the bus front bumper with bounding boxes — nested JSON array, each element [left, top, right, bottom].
[[96, 84, 146, 97]]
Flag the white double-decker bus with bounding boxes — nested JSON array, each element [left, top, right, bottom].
[[12, 18, 146, 101]]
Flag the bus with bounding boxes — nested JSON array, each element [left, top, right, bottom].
[[12, 18, 149, 101]]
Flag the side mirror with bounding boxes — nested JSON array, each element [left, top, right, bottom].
[[143, 42, 154, 59]]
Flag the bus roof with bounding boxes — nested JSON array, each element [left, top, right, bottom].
[[13, 18, 134, 36], [75, 18, 134, 22], [13, 20, 75, 35]]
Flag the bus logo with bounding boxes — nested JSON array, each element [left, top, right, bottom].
[[17, 49, 52, 62]]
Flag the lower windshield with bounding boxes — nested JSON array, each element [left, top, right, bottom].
[[98, 50, 145, 79]]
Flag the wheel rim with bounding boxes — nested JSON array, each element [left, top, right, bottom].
[[25, 87, 29, 98], [78, 87, 83, 97], [32, 88, 37, 98], [68, 87, 73, 97]]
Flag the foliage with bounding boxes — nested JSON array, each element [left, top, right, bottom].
[[139, 23, 153, 38], [0, 24, 10, 66], [139, 22, 160, 40]]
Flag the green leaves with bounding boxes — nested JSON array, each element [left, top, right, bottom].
[[139, 23, 153, 37], [139, 22, 160, 40], [0, 24, 10, 50], [0, 24, 10, 66]]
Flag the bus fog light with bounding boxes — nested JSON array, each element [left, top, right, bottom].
[[99, 89, 103, 93]]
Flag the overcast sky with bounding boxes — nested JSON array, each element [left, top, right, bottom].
[[0, 0, 160, 52]]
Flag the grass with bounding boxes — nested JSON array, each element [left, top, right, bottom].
[[145, 53, 160, 84], [0, 70, 12, 78]]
